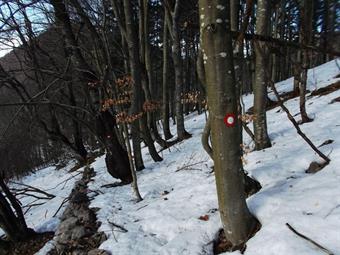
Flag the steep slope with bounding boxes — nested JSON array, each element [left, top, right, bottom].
[[88, 59, 340, 254]]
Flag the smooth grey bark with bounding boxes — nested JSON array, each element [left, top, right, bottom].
[[139, 0, 169, 148], [253, 0, 271, 150], [164, 0, 191, 140], [122, 123, 143, 201], [162, 18, 173, 140], [122, 0, 162, 166], [199, 0, 257, 249], [297, 0, 313, 124]]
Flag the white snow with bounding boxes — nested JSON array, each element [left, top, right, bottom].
[[268, 59, 340, 100], [88, 58, 340, 254], [0, 161, 84, 253], [1, 59, 339, 255]]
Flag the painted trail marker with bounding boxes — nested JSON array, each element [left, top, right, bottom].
[[224, 113, 236, 127]]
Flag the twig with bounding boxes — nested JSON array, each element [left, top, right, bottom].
[[267, 71, 330, 164], [286, 223, 334, 255], [23, 202, 46, 215], [45, 171, 83, 191], [107, 220, 128, 233], [52, 197, 69, 217], [136, 204, 148, 211], [242, 122, 255, 142], [324, 204, 340, 218], [175, 160, 207, 172], [11, 185, 55, 200]]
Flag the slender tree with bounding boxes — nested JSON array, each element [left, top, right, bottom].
[[0, 176, 35, 245], [253, 0, 271, 150], [121, 0, 163, 166], [50, 0, 133, 182], [199, 0, 257, 250], [297, 0, 313, 123], [164, 0, 191, 140], [162, 18, 173, 140]]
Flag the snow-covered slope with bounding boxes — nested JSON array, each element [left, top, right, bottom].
[[88, 59, 340, 254], [2, 59, 339, 255], [268, 59, 340, 99], [0, 161, 84, 252]]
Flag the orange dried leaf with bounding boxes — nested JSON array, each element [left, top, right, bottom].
[[198, 215, 209, 221]]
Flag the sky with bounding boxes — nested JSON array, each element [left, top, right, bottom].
[[0, 0, 51, 58]]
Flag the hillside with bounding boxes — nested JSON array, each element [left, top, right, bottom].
[[2, 59, 340, 255]]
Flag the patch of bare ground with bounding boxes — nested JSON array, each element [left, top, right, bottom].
[[213, 218, 261, 254], [0, 232, 54, 255], [211, 175, 261, 254], [247, 79, 340, 114], [309, 80, 340, 97], [48, 167, 108, 255]]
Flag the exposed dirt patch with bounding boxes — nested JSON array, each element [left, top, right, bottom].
[[244, 174, 261, 197], [247, 80, 340, 114], [330, 96, 340, 104], [309, 80, 340, 97], [211, 174, 261, 254], [247, 90, 301, 114], [1, 232, 54, 255], [213, 218, 261, 254], [69, 152, 104, 173], [48, 167, 108, 255], [305, 161, 329, 174]]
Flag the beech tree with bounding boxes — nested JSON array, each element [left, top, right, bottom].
[[297, 0, 314, 123], [50, 0, 133, 183], [164, 0, 191, 140], [253, 0, 271, 150], [199, 0, 257, 250]]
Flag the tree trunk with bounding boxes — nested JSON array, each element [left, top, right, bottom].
[[96, 111, 132, 183], [51, 0, 132, 179], [67, 82, 87, 161], [298, 0, 313, 124], [140, 0, 169, 148], [122, 124, 143, 201], [165, 0, 191, 140], [199, 0, 257, 249], [253, 0, 271, 150], [122, 0, 162, 166], [0, 177, 35, 242], [162, 18, 173, 140]]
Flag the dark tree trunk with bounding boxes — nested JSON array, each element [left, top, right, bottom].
[[51, 0, 132, 180], [139, 0, 169, 148], [165, 0, 191, 140], [253, 0, 272, 150], [0, 177, 35, 242], [96, 111, 132, 183], [162, 18, 173, 140], [298, 0, 313, 124], [122, 0, 162, 165]]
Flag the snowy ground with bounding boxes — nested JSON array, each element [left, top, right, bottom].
[[0, 161, 84, 253], [88, 59, 340, 254], [1, 59, 339, 255]]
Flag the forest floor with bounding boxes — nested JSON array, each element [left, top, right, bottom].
[[2, 59, 340, 255]]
